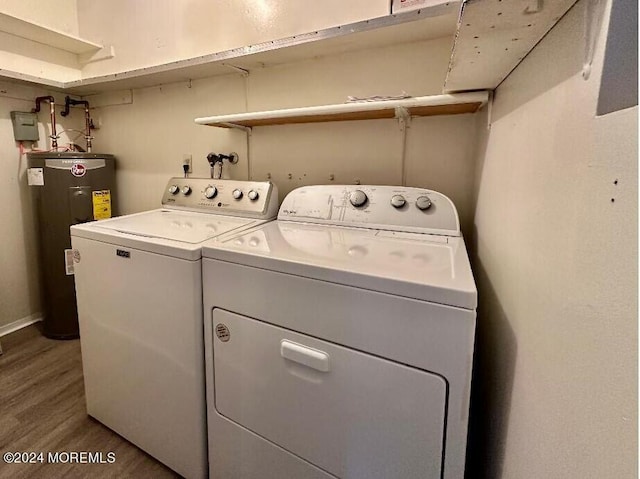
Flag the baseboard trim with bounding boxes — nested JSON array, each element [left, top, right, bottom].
[[0, 313, 43, 338]]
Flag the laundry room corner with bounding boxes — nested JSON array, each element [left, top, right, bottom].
[[0, 82, 86, 332], [0, 0, 636, 477], [467, 0, 638, 477]]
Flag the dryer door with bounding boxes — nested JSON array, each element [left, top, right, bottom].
[[211, 308, 447, 479]]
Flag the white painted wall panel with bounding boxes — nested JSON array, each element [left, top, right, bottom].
[[249, 119, 404, 196], [468, 0, 638, 477]]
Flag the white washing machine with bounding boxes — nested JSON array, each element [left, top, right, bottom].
[[201, 185, 477, 479], [70, 177, 278, 479]]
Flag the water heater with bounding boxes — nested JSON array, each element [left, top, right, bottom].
[[27, 152, 117, 339]]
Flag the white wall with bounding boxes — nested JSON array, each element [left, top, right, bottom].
[[0, 0, 81, 82], [87, 74, 248, 214], [77, 0, 390, 77], [467, 0, 637, 477], [88, 37, 481, 234], [0, 31, 81, 83], [0, 81, 85, 329], [0, 0, 79, 35]]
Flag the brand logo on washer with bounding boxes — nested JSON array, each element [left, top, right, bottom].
[[215, 323, 230, 342], [71, 163, 86, 177], [116, 249, 130, 258]]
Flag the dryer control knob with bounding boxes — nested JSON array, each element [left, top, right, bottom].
[[232, 189, 243, 200], [416, 195, 432, 210], [204, 186, 217, 199], [349, 190, 368, 207], [181, 185, 192, 196], [168, 185, 180, 195], [248, 190, 259, 201], [390, 195, 406, 208]]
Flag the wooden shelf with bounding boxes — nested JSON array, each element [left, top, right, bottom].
[[444, 0, 579, 92], [194, 92, 489, 129], [0, 1, 577, 96], [63, 5, 458, 95], [0, 12, 103, 54]]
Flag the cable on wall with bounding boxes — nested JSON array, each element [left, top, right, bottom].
[[222, 63, 253, 180], [395, 106, 410, 186]]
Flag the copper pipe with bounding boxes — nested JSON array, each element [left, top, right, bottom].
[[33, 96, 58, 149], [81, 102, 92, 153], [61, 96, 93, 152]]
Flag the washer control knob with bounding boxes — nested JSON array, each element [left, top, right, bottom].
[[349, 190, 368, 207], [204, 186, 217, 199], [181, 185, 192, 196], [416, 195, 432, 210], [248, 190, 259, 201], [168, 185, 180, 195], [232, 189, 243, 200], [390, 195, 406, 208]]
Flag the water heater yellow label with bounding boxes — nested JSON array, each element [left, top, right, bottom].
[[92, 190, 112, 220]]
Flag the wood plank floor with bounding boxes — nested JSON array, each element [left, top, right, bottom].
[[0, 324, 180, 479]]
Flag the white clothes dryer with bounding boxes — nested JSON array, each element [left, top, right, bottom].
[[201, 185, 477, 479], [70, 177, 278, 479]]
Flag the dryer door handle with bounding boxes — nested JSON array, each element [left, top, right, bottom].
[[280, 340, 330, 372]]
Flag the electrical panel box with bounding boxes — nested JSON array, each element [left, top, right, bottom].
[[11, 111, 39, 141]]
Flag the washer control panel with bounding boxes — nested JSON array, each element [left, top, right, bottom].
[[278, 185, 460, 236], [162, 178, 278, 218]]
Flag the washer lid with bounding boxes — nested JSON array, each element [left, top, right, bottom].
[[95, 210, 252, 243], [203, 221, 477, 309], [71, 209, 259, 260]]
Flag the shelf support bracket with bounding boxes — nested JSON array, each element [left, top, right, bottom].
[[78, 45, 116, 65], [394, 106, 411, 131], [221, 122, 252, 134], [582, 0, 605, 80], [222, 64, 250, 77], [486, 90, 494, 130]]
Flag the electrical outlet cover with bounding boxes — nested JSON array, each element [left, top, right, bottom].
[[182, 154, 192, 173]]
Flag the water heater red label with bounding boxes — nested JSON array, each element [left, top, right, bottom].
[[71, 163, 86, 177]]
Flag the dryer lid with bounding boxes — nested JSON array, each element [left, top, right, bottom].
[[204, 221, 477, 309]]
